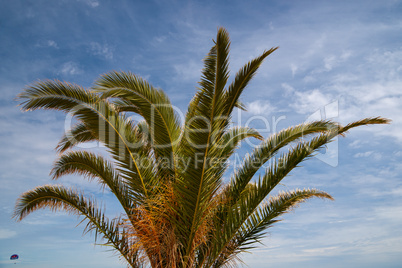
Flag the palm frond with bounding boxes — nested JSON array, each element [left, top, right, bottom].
[[51, 151, 134, 213], [93, 71, 181, 180], [203, 117, 389, 267], [18, 80, 156, 204], [56, 122, 96, 152], [239, 189, 332, 249], [18, 80, 97, 111], [210, 189, 332, 267], [177, 28, 234, 264], [221, 121, 381, 244], [340, 117, 391, 132], [212, 126, 263, 160], [13, 184, 139, 267], [223, 47, 278, 116], [228, 120, 341, 205]]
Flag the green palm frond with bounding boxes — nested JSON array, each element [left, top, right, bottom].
[[177, 29, 235, 264], [56, 120, 151, 154], [221, 129, 344, 242], [340, 116, 391, 132], [203, 118, 389, 266], [240, 189, 332, 248], [213, 126, 263, 159], [227, 120, 341, 205], [51, 151, 134, 214], [13, 184, 138, 267], [211, 189, 332, 267], [18, 80, 156, 204], [223, 47, 278, 116], [194, 28, 230, 113], [70, 101, 157, 204], [18, 80, 97, 111], [93, 71, 181, 179], [56, 122, 96, 152]]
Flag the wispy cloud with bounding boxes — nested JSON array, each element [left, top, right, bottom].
[[59, 61, 82, 76], [0, 228, 17, 239], [36, 40, 59, 49], [173, 60, 202, 82], [246, 100, 275, 115], [290, 89, 334, 114], [88, 42, 114, 60], [302, 246, 339, 255], [79, 0, 99, 8], [354, 151, 382, 160]]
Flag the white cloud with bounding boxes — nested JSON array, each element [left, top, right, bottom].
[[89, 42, 114, 60], [290, 89, 333, 114], [321, 51, 352, 72], [153, 35, 167, 44], [243, 201, 402, 266], [354, 151, 374, 158], [281, 83, 295, 96], [79, 0, 99, 8], [59, 61, 82, 75], [284, 45, 402, 141], [302, 246, 338, 255], [290, 63, 298, 77], [0, 229, 17, 239], [349, 139, 362, 148], [173, 60, 202, 82], [47, 40, 58, 48], [36, 40, 59, 49], [373, 206, 402, 222], [303, 75, 316, 83], [324, 55, 336, 71], [247, 100, 275, 115], [303, 33, 327, 59]]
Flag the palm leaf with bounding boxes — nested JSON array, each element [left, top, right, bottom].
[[18, 80, 156, 204], [203, 117, 389, 266], [56, 122, 97, 152], [93, 71, 181, 180], [13, 184, 139, 267], [223, 47, 278, 116], [212, 126, 263, 160], [18, 80, 97, 111], [227, 120, 341, 205], [211, 189, 332, 267], [177, 28, 233, 264], [51, 151, 134, 215]]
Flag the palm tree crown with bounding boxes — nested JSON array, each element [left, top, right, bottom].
[[14, 27, 389, 268]]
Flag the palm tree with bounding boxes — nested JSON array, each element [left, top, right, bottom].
[[14, 28, 389, 268]]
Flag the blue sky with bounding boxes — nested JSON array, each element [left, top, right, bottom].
[[0, 0, 401, 267]]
